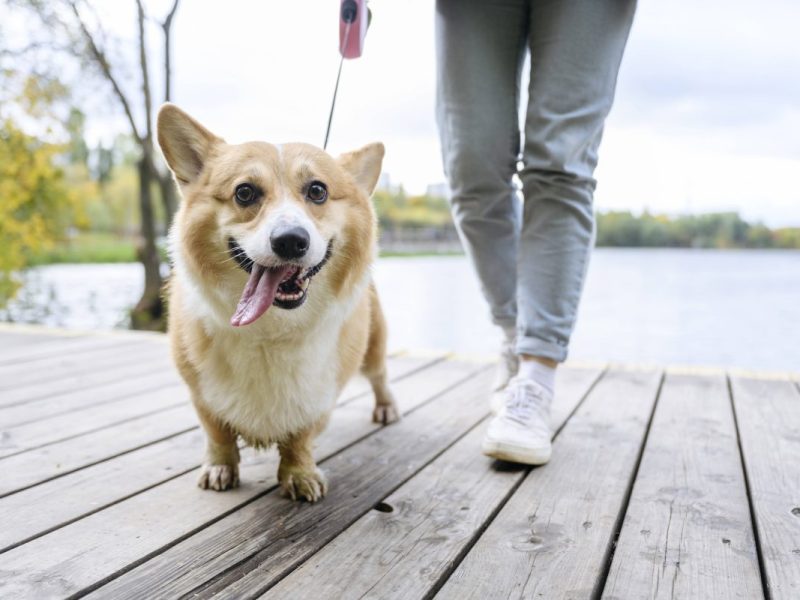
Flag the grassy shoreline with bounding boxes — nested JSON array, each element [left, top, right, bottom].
[[26, 233, 800, 268], [27, 233, 137, 266]]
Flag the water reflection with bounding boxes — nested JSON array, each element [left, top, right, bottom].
[[2, 250, 799, 372], [1, 264, 143, 330]]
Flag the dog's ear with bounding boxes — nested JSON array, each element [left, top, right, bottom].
[[157, 104, 223, 186], [338, 142, 385, 196]]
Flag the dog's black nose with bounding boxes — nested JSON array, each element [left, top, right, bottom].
[[271, 227, 310, 259]]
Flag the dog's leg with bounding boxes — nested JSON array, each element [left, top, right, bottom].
[[277, 417, 329, 502], [193, 398, 241, 491], [362, 284, 400, 424]]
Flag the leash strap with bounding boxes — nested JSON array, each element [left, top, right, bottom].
[[323, 20, 352, 151]]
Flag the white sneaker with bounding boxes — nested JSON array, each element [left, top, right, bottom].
[[490, 338, 519, 414], [482, 377, 553, 465]]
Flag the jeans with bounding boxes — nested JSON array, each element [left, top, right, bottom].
[[435, 0, 636, 362]]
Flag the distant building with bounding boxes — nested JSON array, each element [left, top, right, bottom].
[[377, 172, 392, 191], [425, 182, 451, 200], [377, 173, 403, 195]]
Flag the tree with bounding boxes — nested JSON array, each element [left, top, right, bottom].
[[5, 0, 181, 329], [0, 80, 83, 303]]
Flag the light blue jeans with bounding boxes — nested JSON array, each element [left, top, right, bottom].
[[436, 0, 636, 362]]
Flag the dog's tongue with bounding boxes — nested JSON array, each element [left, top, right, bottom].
[[231, 264, 294, 327]]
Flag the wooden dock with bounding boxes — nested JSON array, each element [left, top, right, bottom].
[[0, 327, 798, 599]]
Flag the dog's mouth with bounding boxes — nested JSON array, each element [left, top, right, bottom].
[[228, 237, 332, 327]]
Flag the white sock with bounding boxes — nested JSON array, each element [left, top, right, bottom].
[[517, 359, 556, 396]]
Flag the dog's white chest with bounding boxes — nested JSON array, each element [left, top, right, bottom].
[[196, 330, 339, 444]]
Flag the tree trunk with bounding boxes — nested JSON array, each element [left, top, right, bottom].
[[156, 165, 178, 227], [131, 154, 165, 331]]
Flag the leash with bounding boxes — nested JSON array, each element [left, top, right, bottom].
[[323, 0, 370, 150]]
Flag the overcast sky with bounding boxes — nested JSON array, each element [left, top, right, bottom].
[[78, 0, 800, 226]]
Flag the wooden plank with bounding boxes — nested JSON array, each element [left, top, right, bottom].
[[0, 331, 64, 348], [0, 334, 158, 366], [0, 351, 428, 426], [435, 368, 662, 600], [0, 368, 180, 428], [0, 339, 166, 390], [0, 383, 187, 457], [601, 373, 763, 599], [87, 367, 494, 600], [0, 356, 457, 497], [0, 359, 486, 599], [267, 367, 603, 599], [0, 405, 198, 496], [0, 345, 173, 406], [0, 352, 430, 417], [0, 428, 205, 552], [731, 377, 800, 600], [0, 358, 476, 551], [338, 353, 448, 405]]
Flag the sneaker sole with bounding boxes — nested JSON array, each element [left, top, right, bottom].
[[481, 439, 552, 466]]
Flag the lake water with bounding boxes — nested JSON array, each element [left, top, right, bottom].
[[2, 249, 799, 372]]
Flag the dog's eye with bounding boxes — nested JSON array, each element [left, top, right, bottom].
[[234, 183, 258, 206], [306, 181, 328, 205]]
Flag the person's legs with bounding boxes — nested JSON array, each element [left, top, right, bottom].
[[484, 0, 636, 465], [435, 0, 528, 348], [516, 0, 637, 365]]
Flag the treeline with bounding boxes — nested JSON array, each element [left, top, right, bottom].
[[372, 187, 800, 250], [372, 189, 452, 228], [595, 211, 800, 249]]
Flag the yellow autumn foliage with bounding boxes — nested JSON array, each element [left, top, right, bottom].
[[0, 118, 83, 302]]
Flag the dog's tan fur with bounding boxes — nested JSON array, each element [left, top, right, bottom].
[[157, 104, 397, 501]]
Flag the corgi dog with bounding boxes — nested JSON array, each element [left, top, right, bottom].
[[156, 104, 398, 502]]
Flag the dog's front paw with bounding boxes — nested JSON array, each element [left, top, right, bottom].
[[373, 400, 400, 425], [197, 463, 239, 491], [279, 465, 328, 502]]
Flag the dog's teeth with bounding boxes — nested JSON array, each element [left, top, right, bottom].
[[275, 288, 305, 302]]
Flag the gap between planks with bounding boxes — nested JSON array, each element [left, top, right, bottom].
[[263, 367, 605, 600], [84, 365, 496, 600], [0, 359, 489, 598], [0, 357, 481, 556], [729, 375, 800, 600]]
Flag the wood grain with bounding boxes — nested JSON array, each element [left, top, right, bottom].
[[436, 368, 662, 600], [0, 356, 457, 497], [0, 404, 198, 496], [0, 357, 474, 551], [602, 373, 763, 600], [92, 368, 494, 600], [0, 346, 173, 407], [0, 334, 158, 366], [0, 428, 204, 551], [0, 367, 180, 427], [0, 353, 420, 428], [0, 330, 71, 348], [0, 359, 485, 599], [0, 339, 166, 390], [267, 367, 603, 600], [6, 328, 788, 599], [337, 353, 447, 405], [0, 383, 188, 457], [731, 377, 800, 600]]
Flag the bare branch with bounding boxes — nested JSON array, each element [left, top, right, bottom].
[[0, 41, 70, 57], [160, 0, 179, 102], [68, 0, 142, 142], [135, 0, 153, 143]]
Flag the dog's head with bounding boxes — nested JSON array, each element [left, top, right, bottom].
[[157, 104, 383, 327]]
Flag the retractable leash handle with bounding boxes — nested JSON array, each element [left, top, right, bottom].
[[339, 0, 368, 59], [324, 0, 370, 149]]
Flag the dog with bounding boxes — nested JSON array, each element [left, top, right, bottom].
[[156, 104, 398, 502]]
